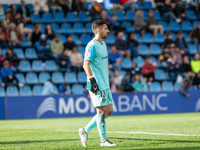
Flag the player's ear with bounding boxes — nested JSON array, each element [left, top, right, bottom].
[[97, 28, 101, 33]]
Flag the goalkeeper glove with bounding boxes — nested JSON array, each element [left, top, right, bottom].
[[89, 76, 100, 95]]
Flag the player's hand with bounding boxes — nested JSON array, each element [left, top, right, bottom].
[[89, 77, 100, 95]]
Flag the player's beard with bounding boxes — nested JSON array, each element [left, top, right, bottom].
[[100, 32, 107, 39]]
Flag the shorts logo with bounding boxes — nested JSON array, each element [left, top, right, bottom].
[[102, 98, 106, 103], [86, 52, 91, 58]]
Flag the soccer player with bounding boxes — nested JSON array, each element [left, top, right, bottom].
[[78, 20, 117, 147]]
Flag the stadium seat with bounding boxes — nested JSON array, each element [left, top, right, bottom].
[[59, 84, 71, 94], [105, 34, 116, 45], [32, 60, 44, 72], [85, 1, 92, 10], [188, 44, 198, 55], [79, 12, 91, 22], [20, 86, 32, 96], [35, 41, 50, 52], [39, 72, 50, 84], [2, 4, 8, 13], [126, 11, 135, 21], [51, 24, 60, 34], [120, 70, 126, 76], [107, 11, 112, 19], [25, 24, 34, 30], [187, 10, 197, 20], [74, 23, 85, 34], [42, 13, 54, 24], [25, 48, 38, 60], [162, 81, 174, 91], [33, 85, 43, 96], [133, 57, 144, 68], [15, 73, 25, 83], [190, 85, 197, 90], [171, 32, 176, 40], [121, 58, 132, 70], [71, 34, 81, 45], [143, 1, 153, 10], [61, 23, 73, 34], [135, 1, 141, 9], [65, 72, 78, 84], [31, 14, 42, 24], [45, 60, 57, 72], [149, 82, 161, 92], [59, 35, 67, 43], [0, 87, 5, 96], [6, 86, 19, 96], [150, 44, 161, 56], [13, 48, 25, 59], [158, 22, 169, 32], [155, 69, 166, 81], [20, 37, 31, 47], [142, 11, 148, 19], [151, 57, 157, 64], [138, 45, 150, 56], [115, 11, 125, 21], [26, 73, 38, 85], [66, 12, 78, 23], [27, 3, 34, 13], [182, 21, 193, 32], [19, 60, 32, 72], [81, 34, 91, 46], [193, 21, 200, 28], [174, 82, 181, 91], [85, 23, 93, 34], [77, 46, 85, 57], [52, 72, 64, 84], [41, 24, 46, 33], [183, 32, 191, 43], [1, 48, 7, 56], [55, 12, 66, 23], [154, 34, 164, 44], [72, 84, 84, 94], [122, 22, 134, 32], [154, 11, 161, 21], [142, 33, 153, 44], [78, 72, 87, 84], [169, 22, 181, 32]]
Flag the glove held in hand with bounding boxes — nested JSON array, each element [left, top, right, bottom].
[[89, 77, 99, 95]]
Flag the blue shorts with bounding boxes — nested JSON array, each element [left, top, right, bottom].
[[89, 88, 113, 108]]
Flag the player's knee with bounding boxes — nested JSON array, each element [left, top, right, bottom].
[[106, 111, 112, 116]]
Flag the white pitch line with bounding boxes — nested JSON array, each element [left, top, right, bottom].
[[1, 129, 200, 137]]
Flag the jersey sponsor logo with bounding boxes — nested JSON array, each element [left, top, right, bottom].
[[102, 56, 108, 60], [86, 52, 91, 58], [102, 98, 106, 103]]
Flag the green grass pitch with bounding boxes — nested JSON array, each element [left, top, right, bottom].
[[0, 113, 200, 150]]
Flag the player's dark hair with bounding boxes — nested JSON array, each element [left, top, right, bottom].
[[92, 19, 107, 34], [145, 56, 151, 60]]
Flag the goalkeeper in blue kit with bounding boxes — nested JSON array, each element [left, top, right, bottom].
[[78, 20, 117, 147]]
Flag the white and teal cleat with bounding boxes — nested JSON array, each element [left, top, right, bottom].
[[100, 139, 117, 146], [78, 128, 88, 147]]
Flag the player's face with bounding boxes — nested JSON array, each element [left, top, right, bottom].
[[100, 24, 109, 39]]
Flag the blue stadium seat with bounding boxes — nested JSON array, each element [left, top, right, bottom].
[[105, 34, 116, 45], [15, 73, 25, 83], [66, 12, 78, 23], [0, 87, 5, 96], [142, 33, 153, 44], [33, 85, 43, 96], [151, 57, 157, 64], [85, 23, 93, 34], [79, 12, 91, 22], [183, 32, 191, 43], [126, 11, 135, 21], [32, 60, 44, 72], [187, 10, 197, 20], [133, 57, 144, 68], [121, 58, 132, 70], [122, 22, 134, 32], [59, 84, 71, 94], [174, 82, 181, 91], [39, 72, 50, 84], [134, 33, 142, 43], [107, 11, 112, 19], [190, 85, 197, 90], [193, 21, 200, 28], [65, 72, 78, 84], [158, 22, 169, 32], [120, 70, 126, 76], [182, 21, 193, 32], [77, 46, 85, 56], [171, 32, 176, 40], [6, 86, 19, 96], [42, 13, 54, 24], [81, 34, 91, 46], [143, 1, 153, 10], [20, 86, 32, 96], [19, 60, 32, 72], [25, 48, 38, 60], [188, 44, 198, 55], [78, 72, 87, 84], [155, 69, 166, 81], [1, 48, 7, 56], [115, 11, 125, 21], [136, 1, 141, 9], [26, 73, 38, 85], [59, 35, 67, 43], [74, 23, 85, 34], [31, 14, 42, 24], [15, 4, 20, 11], [41, 24, 46, 33], [25, 24, 34, 30], [154, 11, 161, 21], [45, 60, 57, 72], [71, 34, 81, 45], [162, 81, 174, 91], [2, 4, 8, 13], [35, 41, 51, 52], [169, 22, 181, 32], [154, 34, 164, 44], [143, 11, 148, 19], [61, 23, 73, 34], [72, 84, 84, 94], [138, 45, 150, 56], [27, 3, 34, 13], [55, 12, 66, 23], [52, 72, 64, 84], [149, 82, 161, 92], [20, 37, 31, 47], [150, 44, 161, 56], [51, 24, 60, 34], [13, 48, 25, 59]]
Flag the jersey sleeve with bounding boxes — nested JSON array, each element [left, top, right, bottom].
[[84, 45, 96, 62]]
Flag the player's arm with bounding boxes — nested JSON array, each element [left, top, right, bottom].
[[83, 60, 99, 95]]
